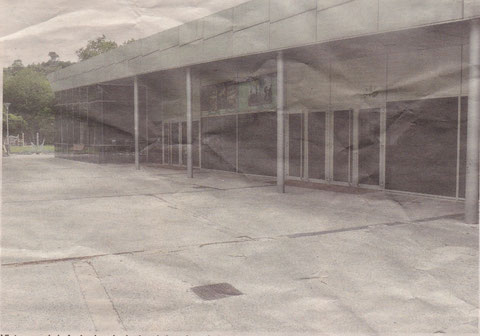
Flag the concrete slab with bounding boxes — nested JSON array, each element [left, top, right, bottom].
[[465, 0, 480, 18], [72, 261, 125, 331], [379, 0, 463, 31], [70, 220, 478, 332], [317, 0, 378, 42], [270, 10, 317, 49], [49, 0, 478, 93], [270, 0, 317, 23], [177, 40, 204, 66], [141, 27, 180, 55], [156, 47, 181, 71], [1, 155, 478, 333], [203, 32, 233, 60], [233, 22, 270, 56], [1, 262, 95, 332], [317, 0, 351, 11], [233, 0, 270, 31], [179, 19, 204, 45], [203, 8, 233, 39]]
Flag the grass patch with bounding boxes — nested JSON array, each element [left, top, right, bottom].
[[9, 145, 54, 154]]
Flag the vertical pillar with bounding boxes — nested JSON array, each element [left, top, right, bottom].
[[162, 123, 165, 164], [178, 122, 182, 165], [465, 19, 480, 224], [1, 70, 3, 156], [186, 68, 193, 178], [134, 76, 140, 170], [352, 108, 359, 186], [325, 111, 331, 181], [236, 114, 239, 173], [145, 88, 149, 163], [6, 105, 10, 154], [379, 107, 387, 188], [277, 51, 285, 193], [179, 122, 183, 166], [303, 113, 308, 179]]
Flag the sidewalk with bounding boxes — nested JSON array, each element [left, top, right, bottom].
[[1, 155, 478, 334]]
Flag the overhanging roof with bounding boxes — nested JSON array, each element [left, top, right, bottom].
[[48, 0, 480, 91]]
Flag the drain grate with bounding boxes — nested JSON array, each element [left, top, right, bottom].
[[191, 283, 243, 301]]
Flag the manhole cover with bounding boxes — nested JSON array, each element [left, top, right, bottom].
[[191, 283, 243, 301]]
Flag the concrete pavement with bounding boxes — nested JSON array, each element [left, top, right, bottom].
[[1, 154, 478, 334]]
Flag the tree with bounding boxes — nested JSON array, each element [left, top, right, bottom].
[[3, 53, 74, 145], [29, 52, 74, 76], [3, 67, 55, 143], [4, 59, 25, 77], [76, 35, 118, 61], [48, 51, 59, 63], [3, 110, 27, 137]]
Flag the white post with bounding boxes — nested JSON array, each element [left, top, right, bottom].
[[134, 76, 140, 170], [465, 19, 480, 224], [277, 51, 285, 193], [352, 108, 359, 186], [6, 105, 10, 154], [186, 68, 193, 178]]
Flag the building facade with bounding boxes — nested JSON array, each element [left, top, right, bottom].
[[48, 0, 480, 223]]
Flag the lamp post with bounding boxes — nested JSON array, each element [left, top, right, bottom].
[[4, 103, 10, 155]]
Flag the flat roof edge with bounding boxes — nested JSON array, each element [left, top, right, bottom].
[[48, 0, 480, 91]]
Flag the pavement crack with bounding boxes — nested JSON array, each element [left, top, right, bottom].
[[2, 249, 146, 267], [87, 261, 126, 331], [285, 213, 465, 239], [71, 262, 97, 330], [228, 254, 247, 258], [199, 238, 253, 248], [72, 260, 125, 331], [296, 276, 328, 281], [3, 188, 222, 204]]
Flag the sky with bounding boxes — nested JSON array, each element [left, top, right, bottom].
[[0, 0, 250, 67]]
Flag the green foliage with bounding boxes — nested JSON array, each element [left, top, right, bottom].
[[9, 145, 54, 154], [3, 34, 131, 145], [3, 59, 25, 77], [3, 111, 27, 135], [3, 52, 73, 144], [4, 56, 73, 79], [76, 35, 118, 61], [48, 51, 59, 62], [26, 60, 74, 77], [3, 67, 55, 142], [4, 68, 54, 113]]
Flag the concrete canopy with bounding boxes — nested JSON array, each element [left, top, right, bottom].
[[47, 0, 480, 91]]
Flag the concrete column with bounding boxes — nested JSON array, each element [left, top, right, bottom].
[[277, 51, 285, 193], [465, 19, 480, 224], [134, 76, 140, 170], [352, 108, 359, 186], [186, 68, 193, 178]]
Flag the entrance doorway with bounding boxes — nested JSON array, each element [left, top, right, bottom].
[[288, 107, 385, 189]]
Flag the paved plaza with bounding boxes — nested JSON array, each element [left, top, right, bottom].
[[1, 155, 478, 334]]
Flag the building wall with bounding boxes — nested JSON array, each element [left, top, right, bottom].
[[54, 84, 147, 163], [54, 43, 468, 198], [284, 44, 467, 197]]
